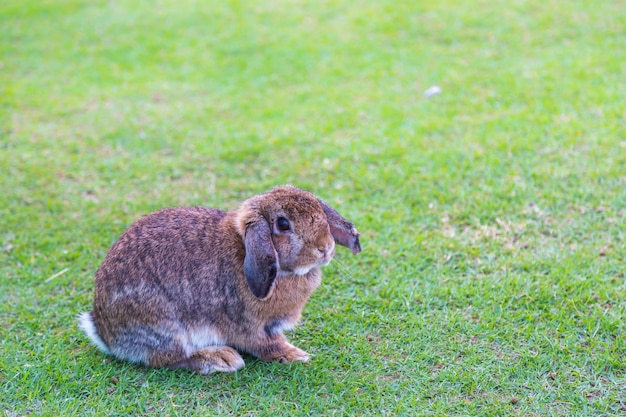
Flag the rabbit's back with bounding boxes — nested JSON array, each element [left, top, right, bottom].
[[96, 206, 230, 286]]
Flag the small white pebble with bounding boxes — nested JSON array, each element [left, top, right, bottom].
[[424, 85, 442, 98]]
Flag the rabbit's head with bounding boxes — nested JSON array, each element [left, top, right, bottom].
[[236, 185, 361, 299]]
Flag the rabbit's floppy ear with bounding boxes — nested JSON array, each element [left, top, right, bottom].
[[243, 217, 278, 299], [318, 199, 362, 255]]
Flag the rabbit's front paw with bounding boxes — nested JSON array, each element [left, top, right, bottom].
[[276, 345, 310, 364], [259, 343, 310, 364]]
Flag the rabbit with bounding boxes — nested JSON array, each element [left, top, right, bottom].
[[78, 185, 361, 374]]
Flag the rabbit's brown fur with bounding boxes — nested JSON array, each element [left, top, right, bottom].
[[79, 185, 360, 374]]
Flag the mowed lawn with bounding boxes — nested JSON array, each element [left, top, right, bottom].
[[1, 0, 625, 415]]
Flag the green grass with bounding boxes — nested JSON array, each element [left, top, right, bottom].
[[1, 0, 625, 415]]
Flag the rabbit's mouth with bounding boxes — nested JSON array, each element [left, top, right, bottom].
[[311, 253, 333, 271], [319, 244, 336, 266], [278, 260, 327, 277], [318, 253, 333, 267], [277, 247, 334, 276]]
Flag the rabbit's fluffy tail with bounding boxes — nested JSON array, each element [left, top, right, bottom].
[[78, 311, 110, 354]]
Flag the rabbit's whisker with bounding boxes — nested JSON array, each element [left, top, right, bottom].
[[330, 258, 354, 280]]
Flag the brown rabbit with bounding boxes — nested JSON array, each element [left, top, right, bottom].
[[79, 185, 361, 374]]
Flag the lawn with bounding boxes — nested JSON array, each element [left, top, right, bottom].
[[1, 0, 625, 415]]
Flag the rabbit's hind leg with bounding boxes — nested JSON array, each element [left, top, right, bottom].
[[160, 346, 244, 374]]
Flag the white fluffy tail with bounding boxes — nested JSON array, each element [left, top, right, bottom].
[[78, 312, 110, 354]]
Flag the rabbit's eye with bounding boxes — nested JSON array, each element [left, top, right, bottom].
[[276, 217, 291, 232]]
